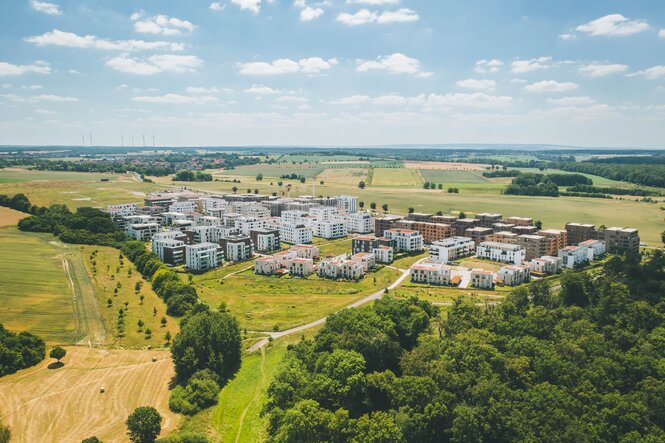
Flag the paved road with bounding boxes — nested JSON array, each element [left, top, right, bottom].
[[247, 267, 411, 353]]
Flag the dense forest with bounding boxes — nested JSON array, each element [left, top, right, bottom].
[[265, 252, 665, 442], [172, 170, 213, 182], [0, 323, 45, 377], [504, 173, 560, 197]]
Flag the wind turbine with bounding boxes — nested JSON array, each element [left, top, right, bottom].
[[89, 134, 93, 147], [81, 134, 85, 146], [131, 136, 134, 147], [142, 134, 146, 147], [152, 133, 155, 148], [121, 133, 124, 147]]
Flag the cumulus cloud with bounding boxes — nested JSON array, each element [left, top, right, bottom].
[[347, 0, 400, 4], [0, 61, 51, 76], [579, 63, 628, 77], [300, 7, 324, 21], [25, 29, 184, 51], [238, 57, 337, 75], [558, 33, 577, 41], [330, 95, 370, 105], [209, 2, 224, 11], [511, 57, 553, 73], [106, 54, 203, 75], [337, 8, 418, 25], [660, 29, 665, 38], [132, 94, 217, 104], [244, 85, 282, 94], [427, 92, 513, 108], [231, 0, 262, 13], [546, 96, 595, 106], [131, 12, 195, 36], [186, 86, 226, 94], [576, 14, 650, 37], [30, 0, 62, 15], [474, 59, 503, 74], [356, 53, 432, 77], [524, 80, 578, 93], [0, 93, 78, 102], [456, 79, 496, 91], [627, 65, 665, 79], [330, 94, 426, 106]]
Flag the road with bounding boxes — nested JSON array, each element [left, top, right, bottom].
[[247, 267, 411, 353]]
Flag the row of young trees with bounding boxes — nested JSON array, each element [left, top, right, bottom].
[[264, 251, 665, 442]]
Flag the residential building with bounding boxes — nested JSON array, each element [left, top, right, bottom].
[[505, 216, 533, 226], [185, 243, 222, 272], [410, 261, 452, 285], [476, 241, 525, 264], [374, 214, 403, 237], [579, 239, 606, 261], [219, 235, 253, 262], [529, 256, 563, 275], [512, 225, 539, 235], [516, 234, 548, 260], [289, 258, 314, 277], [348, 212, 374, 234], [187, 225, 220, 244], [202, 197, 228, 214], [350, 252, 376, 271], [312, 218, 348, 239], [429, 237, 475, 263], [406, 212, 433, 222], [353, 235, 379, 253], [196, 215, 223, 227], [373, 246, 394, 264], [281, 210, 310, 224], [476, 213, 502, 228], [565, 222, 597, 245], [396, 220, 454, 244], [492, 223, 516, 233], [470, 269, 495, 289], [152, 237, 186, 266], [169, 200, 198, 214], [431, 215, 458, 224], [280, 223, 313, 245], [453, 218, 480, 236], [173, 219, 194, 233], [126, 223, 159, 241], [497, 265, 530, 286], [317, 256, 365, 280], [465, 227, 494, 245], [236, 216, 266, 236], [336, 195, 358, 213], [558, 246, 587, 269], [290, 244, 320, 260], [538, 229, 568, 256], [250, 228, 281, 253], [489, 231, 518, 244], [106, 203, 137, 217], [273, 250, 298, 268], [598, 227, 640, 254], [383, 229, 424, 252], [309, 206, 338, 220], [254, 256, 279, 275]]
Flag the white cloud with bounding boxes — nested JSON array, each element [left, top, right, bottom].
[[524, 80, 579, 93], [69, 69, 84, 75], [627, 65, 665, 80], [186, 86, 228, 94], [132, 94, 217, 104], [244, 85, 281, 94], [23, 84, 43, 90], [558, 33, 577, 41], [330, 95, 370, 105], [660, 29, 665, 38], [231, 0, 262, 13], [337, 8, 418, 25], [209, 2, 224, 11], [456, 78, 496, 91], [509, 78, 527, 84], [30, 0, 62, 15], [106, 54, 202, 75], [427, 92, 512, 108], [300, 7, 324, 21], [579, 63, 628, 77], [576, 14, 650, 37], [238, 57, 336, 75], [26, 29, 184, 51], [131, 12, 195, 36], [276, 96, 308, 103], [356, 53, 432, 77], [0, 61, 51, 76], [546, 96, 595, 106], [474, 59, 503, 74], [511, 57, 552, 73], [0, 93, 78, 102], [34, 108, 56, 115], [373, 94, 425, 106], [347, 0, 400, 4]]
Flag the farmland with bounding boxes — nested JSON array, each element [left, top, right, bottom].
[[369, 167, 423, 187], [0, 346, 179, 443], [0, 207, 28, 226]]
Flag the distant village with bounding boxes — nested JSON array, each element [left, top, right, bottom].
[[105, 189, 641, 290]]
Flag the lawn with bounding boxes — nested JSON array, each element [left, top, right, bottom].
[[370, 168, 423, 187], [456, 257, 506, 272], [391, 251, 429, 269], [217, 164, 324, 179], [0, 230, 80, 343], [80, 245, 178, 348], [419, 169, 490, 184], [393, 280, 510, 304], [314, 236, 353, 256], [192, 266, 402, 332]]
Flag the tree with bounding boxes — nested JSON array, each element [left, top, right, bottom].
[[458, 211, 466, 219], [661, 230, 665, 245], [231, 186, 238, 194], [535, 220, 543, 230], [370, 202, 377, 211], [256, 173, 263, 181], [359, 201, 365, 209], [126, 406, 162, 443], [381, 204, 388, 213], [358, 181, 366, 189], [408, 207, 415, 214], [81, 437, 102, 443], [0, 424, 10, 443], [50, 346, 66, 363], [423, 182, 431, 189]]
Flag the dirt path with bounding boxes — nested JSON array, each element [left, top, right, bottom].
[[234, 347, 266, 443]]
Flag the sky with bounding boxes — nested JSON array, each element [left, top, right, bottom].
[[0, 0, 664, 148]]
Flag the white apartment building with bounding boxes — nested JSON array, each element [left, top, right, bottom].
[[373, 246, 394, 264], [558, 246, 587, 269], [169, 200, 198, 214], [309, 206, 338, 220], [202, 197, 228, 214], [281, 223, 313, 245], [281, 210, 310, 224], [289, 258, 314, 277], [312, 219, 348, 239], [273, 250, 298, 268], [529, 256, 563, 275], [235, 216, 266, 236], [497, 265, 530, 286], [196, 215, 223, 227], [185, 242, 222, 272], [151, 238, 186, 266], [470, 269, 494, 289], [336, 195, 358, 213], [429, 237, 475, 263], [579, 239, 606, 261], [106, 203, 137, 217], [350, 252, 375, 272], [348, 212, 374, 234], [410, 261, 452, 285], [126, 223, 160, 241], [317, 256, 365, 280], [189, 225, 220, 244], [290, 244, 320, 260], [383, 229, 424, 253], [476, 241, 525, 264], [254, 256, 279, 275]]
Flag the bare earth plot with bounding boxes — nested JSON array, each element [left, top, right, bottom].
[[0, 207, 29, 227], [0, 346, 179, 443]]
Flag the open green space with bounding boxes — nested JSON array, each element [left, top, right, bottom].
[[393, 280, 510, 304], [370, 167, 423, 187], [0, 168, 119, 183], [419, 169, 490, 184], [216, 164, 324, 178]]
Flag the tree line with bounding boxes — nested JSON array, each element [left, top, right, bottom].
[[264, 251, 665, 442], [0, 323, 44, 377]]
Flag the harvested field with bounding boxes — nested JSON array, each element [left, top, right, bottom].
[[404, 161, 489, 170], [0, 207, 29, 227]]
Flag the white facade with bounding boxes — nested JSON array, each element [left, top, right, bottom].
[[223, 240, 253, 262], [373, 246, 394, 264], [498, 265, 530, 286], [190, 225, 220, 244], [429, 237, 475, 264], [106, 203, 137, 217], [579, 239, 606, 261], [151, 237, 186, 264], [281, 223, 313, 245], [289, 258, 314, 277], [236, 216, 266, 236], [318, 256, 365, 280], [169, 200, 198, 214], [476, 241, 525, 264], [529, 256, 563, 274], [383, 229, 424, 252], [312, 219, 348, 239], [196, 215, 223, 227], [350, 253, 376, 271], [410, 261, 452, 285], [202, 197, 228, 214], [254, 257, 279, 275], [348, 212, 374, 234], [336, 195, 358, 213], [309, 206, 337, 220], [186, 243, 222, 271], [470, 269, 494, 289], [281, 210, 309, 224], [254, 232, 280, 252], [126, 223, 160, 240], [290, 244, 320, 259], [558, 246, 587, 269]]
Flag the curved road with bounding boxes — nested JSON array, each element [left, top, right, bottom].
[[247, 267, 412, 353]]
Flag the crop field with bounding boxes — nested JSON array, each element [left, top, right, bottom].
[[0, 207, 28, 226], [419, 169, 490, 184], [404, 161, 489, 170], [0, 346, 179, 443], [192, 266, 401, 332], [275, 153, 364, 163], [0, 230, 82, 344], [370, 167, 423, 187], [218, 164, 324, 179], [317, 168, 368, 186], [80, 245, 178, 348], [0, 168, 120, 183]]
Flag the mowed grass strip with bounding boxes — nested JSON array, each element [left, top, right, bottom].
[[370, 168, 423, 187], [0, 230, 79, 343]]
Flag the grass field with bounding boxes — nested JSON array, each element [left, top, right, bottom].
[[420, 169, 490, 184], [393, 280, 510, 304], [217, 164, 324, 179], [316, 168, 368, 186], [370, 168, 423, 187], [0, 207, 28, 226], [192, 266, 401, 332], [0, 346, 179, 443], [81, 245, 178, 348], [0, 230, 81, 343]]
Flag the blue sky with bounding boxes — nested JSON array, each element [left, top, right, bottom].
[[1, 0, 664, 147]]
